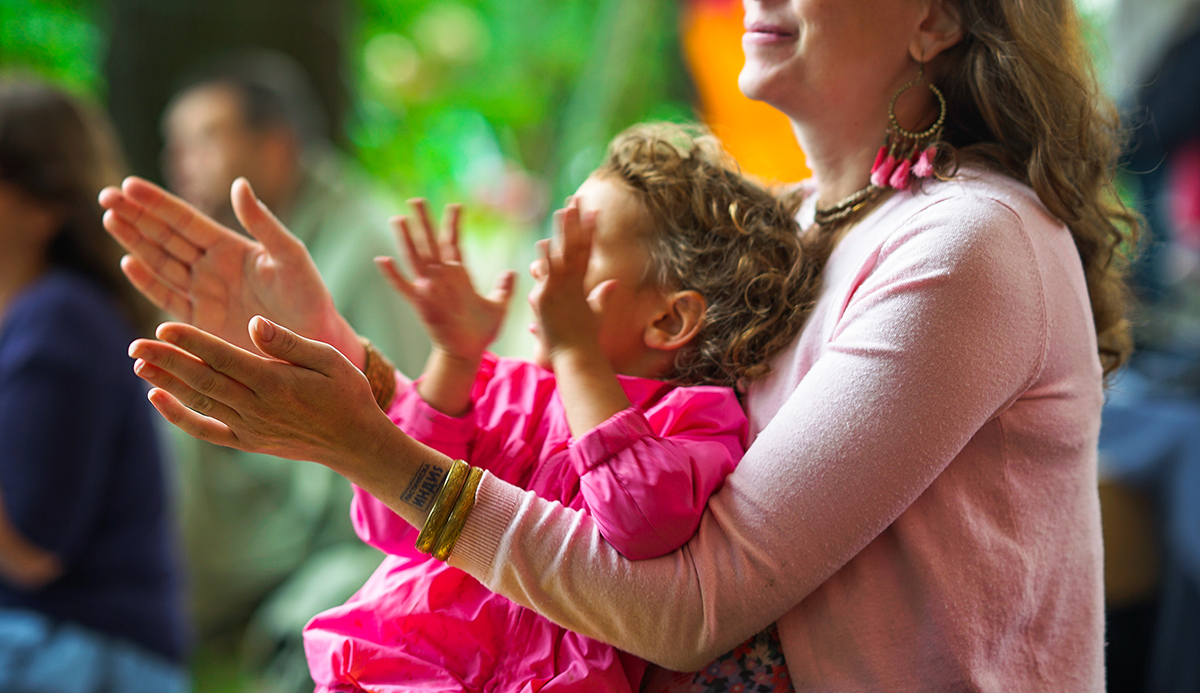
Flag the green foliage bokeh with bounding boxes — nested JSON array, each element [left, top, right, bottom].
[[0, 0, 103, 94]]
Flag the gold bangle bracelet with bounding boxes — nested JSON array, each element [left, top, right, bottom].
[[360, 337, 397, 411], [414, 459, 468, 554], [432, 466, 484, 561]]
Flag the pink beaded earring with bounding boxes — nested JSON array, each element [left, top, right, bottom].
[[869, 64, 946, 191], [813, 63, 948, 227]]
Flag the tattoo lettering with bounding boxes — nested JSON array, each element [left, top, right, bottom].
[[400, 463, 445, 510]]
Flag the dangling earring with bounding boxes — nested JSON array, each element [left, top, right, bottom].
[[813, 63, 947, 227], [869, 63, 946, 191]]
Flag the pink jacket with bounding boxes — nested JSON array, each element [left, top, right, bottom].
[[447, 170, 1107, 691], [303, 354, 746, 692]]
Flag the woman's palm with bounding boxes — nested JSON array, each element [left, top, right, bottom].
[[101, 177, 347, 354]]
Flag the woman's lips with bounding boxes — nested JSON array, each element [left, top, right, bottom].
[[743, 21, 798, 45]]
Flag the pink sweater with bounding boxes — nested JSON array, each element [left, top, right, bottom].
[[303, 354, 746, 692], [448, 170, 1107, 691]]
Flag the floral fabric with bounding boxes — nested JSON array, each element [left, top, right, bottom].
[[644, 624, 793, 693]]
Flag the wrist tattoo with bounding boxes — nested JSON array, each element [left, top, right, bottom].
[[401, 463, 446, 510]]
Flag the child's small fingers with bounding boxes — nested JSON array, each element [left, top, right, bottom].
[[393, 216, 428, 275], [558, 206, 590, 266], [538, 234, 554, 270], [375, 256, 417, 300], [550, 209, 567, 254], [442, 203, 462, 263], [529, 249, 549, 281], [408, 198, 442, 264], [487, 270, 517, 306]]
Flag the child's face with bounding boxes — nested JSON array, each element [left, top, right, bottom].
[[530, 175, 669, 376]]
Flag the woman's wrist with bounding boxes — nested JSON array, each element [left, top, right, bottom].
[[336, 418, 456, 530], [316, 309, 367, 370]]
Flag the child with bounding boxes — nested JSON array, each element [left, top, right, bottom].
[[302, 123, 817, 692]]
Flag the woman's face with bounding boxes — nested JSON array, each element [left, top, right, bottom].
[[0, 181, 58, 253], [739, 0, 927, 123]]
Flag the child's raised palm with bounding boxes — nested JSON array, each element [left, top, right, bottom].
[[376, 200, 515, 362]]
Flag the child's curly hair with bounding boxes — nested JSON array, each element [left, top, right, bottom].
[[595, 122, 820, 388]]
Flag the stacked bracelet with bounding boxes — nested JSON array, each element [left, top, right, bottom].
[[413, 459, 483, 561], [414, 459, 469, 554], [360, 337, 397, 411], [432, 466, 484, 561]]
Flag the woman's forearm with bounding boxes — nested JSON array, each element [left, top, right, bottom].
[[335, 416, 458, 530]]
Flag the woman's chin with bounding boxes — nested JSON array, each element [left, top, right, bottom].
[[738, 65, 790, 109]]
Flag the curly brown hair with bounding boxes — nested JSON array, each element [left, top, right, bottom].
[[595, 123, 819, 388], [930, 0, 1138, 377]]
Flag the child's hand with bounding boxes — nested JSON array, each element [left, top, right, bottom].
[[529, 198, 605, 360], [376, 200, 516, 363]]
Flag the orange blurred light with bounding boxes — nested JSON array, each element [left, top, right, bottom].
[[682, 0, 810, 185]]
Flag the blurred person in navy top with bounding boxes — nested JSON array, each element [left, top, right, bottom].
[[0, 77, 187, 692]]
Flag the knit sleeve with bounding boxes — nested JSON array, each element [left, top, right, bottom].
[[446, 195, 1050, 670]]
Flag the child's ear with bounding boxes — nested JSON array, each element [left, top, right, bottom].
[[645, 290, 706, 352]]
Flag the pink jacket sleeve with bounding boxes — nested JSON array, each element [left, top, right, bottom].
[[570, 387, 745, 560], [445, 195, 1057, 670], [352, 357, 547, 555], [353, 369, 481, 555]]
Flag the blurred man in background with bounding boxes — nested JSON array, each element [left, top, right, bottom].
[[161, 49, 429, 692]]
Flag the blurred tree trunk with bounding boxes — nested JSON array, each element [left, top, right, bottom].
[[102, 0, 350, 181]]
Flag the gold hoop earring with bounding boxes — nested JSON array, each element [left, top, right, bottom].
[[869, 64, 947, 191]]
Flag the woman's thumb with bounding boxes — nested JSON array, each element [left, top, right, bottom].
[[232, 178, 300, 256], [249, 316, 336, 373]]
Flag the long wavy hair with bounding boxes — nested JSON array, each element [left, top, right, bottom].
[[932, 0, 1138, 377], [0, 78, 157, 335], [597, 123, 820, 388]]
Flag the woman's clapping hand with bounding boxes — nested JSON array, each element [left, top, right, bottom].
[[99, 177, 363, 365], [129, 317, 395, 470]]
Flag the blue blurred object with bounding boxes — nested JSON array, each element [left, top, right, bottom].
[[0, 609, 188, 693]]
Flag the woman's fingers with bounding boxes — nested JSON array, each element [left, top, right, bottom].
[[247, 317, 346, 378], [231, 178, 304, 259], [130, 341, 247, 424], [104, 210, 195, 292], [153, 322, 283, 389], [118, 176, 224, 248], [146, 388, 242, 449], [120, 255, 193, 321], [101, 194, 204, 265]]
